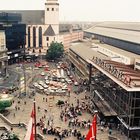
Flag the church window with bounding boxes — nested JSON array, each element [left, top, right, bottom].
[[47, 8, 49, 11], [28, 27, 31, 48], [33, 27, 36, 48], [46, 37, 49, 41], [39, 27, 42, 47], [52, 8, 54, 11]]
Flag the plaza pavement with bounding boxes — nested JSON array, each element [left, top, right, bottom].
[[0, 61, 128, 140], [5, 91, 127, 140]]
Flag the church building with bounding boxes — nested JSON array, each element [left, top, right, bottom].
[[25, 0, 83, 54]]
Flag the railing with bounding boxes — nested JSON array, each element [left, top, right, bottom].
[[0, 113, 44, 140]]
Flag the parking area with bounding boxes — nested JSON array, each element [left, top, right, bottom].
[[30, 61, 79, 97]]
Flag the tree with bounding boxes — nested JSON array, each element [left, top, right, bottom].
[[46, 42, 64, 60], [0, 95, 13, 111]]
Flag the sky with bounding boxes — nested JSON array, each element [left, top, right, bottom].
[[0, 0, 140, 22]]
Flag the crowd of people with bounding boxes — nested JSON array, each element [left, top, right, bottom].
[[37, 125, 86, 140], [35, 95, 95, 140]]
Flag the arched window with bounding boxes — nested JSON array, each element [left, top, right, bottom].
[[28, 27, 31, 48], [33, 27, 36, 48], [38, 27, 42, 47]]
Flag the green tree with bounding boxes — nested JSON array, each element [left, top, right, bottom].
[[0, 95, 13, 111], [46, 42, 64, 60]]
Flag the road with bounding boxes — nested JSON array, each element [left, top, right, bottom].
[[0, 69, 20, 89]]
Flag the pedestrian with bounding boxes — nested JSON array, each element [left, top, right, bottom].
[[13, 113, 15, 117], [109, 129, 112, 135], [48, 120, 50, 126], [15, 106, 17, 111], [10, 127, 13, 131], [101, 126, 104, 132]]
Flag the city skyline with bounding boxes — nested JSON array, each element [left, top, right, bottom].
[[0, 0, 140, 22]]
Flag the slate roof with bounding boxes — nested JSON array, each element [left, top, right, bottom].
[[43, 25, 55, 36]]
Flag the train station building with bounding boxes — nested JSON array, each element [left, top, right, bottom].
[[68, 22, 140, 138]]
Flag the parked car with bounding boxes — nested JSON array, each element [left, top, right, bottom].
[[41, 72, 45, 76]]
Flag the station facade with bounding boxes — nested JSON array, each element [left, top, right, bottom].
[[68, 22, 140, 138]]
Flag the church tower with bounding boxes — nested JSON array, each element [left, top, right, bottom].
[[45, 0, 59, 35]]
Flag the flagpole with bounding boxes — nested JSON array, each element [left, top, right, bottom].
[[34, 100, 37, 140]]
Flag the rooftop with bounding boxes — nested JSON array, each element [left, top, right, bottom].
[[69, 40, 140, 91], [43, 25, 55, 36], [87, 59, 140, 92], [85, 22, 140, 44], [70, 41, 109, 61], [92, 40, 140, 59]]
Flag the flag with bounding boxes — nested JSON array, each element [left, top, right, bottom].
[[86, 114, 97, 140], [24, 109, 35, 140]]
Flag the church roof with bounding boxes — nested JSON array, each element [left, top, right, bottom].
[[43, 25, 55, 36]]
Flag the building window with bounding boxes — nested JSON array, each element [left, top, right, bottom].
[[28, 27, 31, 48], [47, 43, 49, 47], [46, 37, 49, 41], [47, 8, 49, 11], [33, 27, 36, 48], [52, 8, 54, 11], [38, 27, 42, 47]]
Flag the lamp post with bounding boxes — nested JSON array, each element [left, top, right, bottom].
[[22, 38, 27, 97]]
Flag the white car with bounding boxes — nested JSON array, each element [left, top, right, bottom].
[[45, 76, 48, 80], [45, 80, 50, 85], [33, 82, 39, 87], [39, 81, 44, 85], [66, 78, 72, 84], [62, 85, 68, 90], [34, 67, 39, 70], [48, 89, 55, 93], [41, 72, 45, 76], [42, 84, 48, 89], [57, 89, 66, 93], [61, 79, 65, 83], [37, 85, 44, 90], [45, 65, 49, 68]]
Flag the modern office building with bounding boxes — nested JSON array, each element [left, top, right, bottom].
[[0, 12, 21, 24], [0, 12, 26, 64], [0, 31, 8, 77], [69, 41, 140, 138]]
